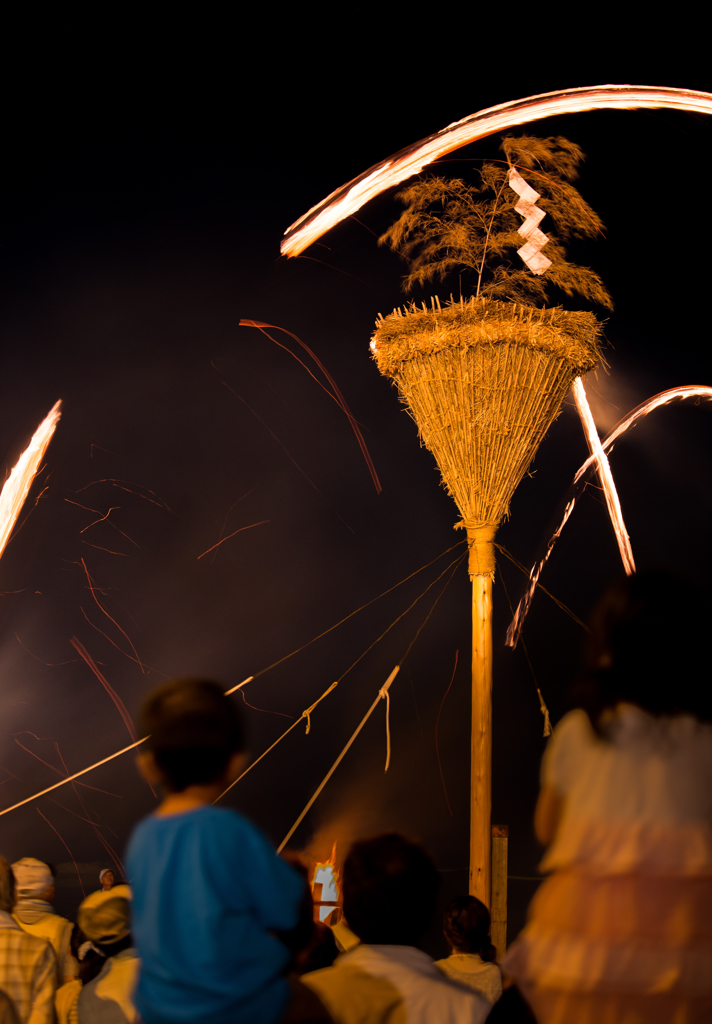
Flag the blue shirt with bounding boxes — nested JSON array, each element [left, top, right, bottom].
[[125, 805, 304, 1024]]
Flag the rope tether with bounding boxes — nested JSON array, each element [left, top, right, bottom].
[[277, 665, 400, 853], [303, 682, 338, 734]]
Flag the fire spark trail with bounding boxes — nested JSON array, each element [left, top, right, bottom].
[[281, 86, 712, 257], [0, 401, 61, 562], [506, 385, 712, 646]]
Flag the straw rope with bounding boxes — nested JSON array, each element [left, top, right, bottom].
[[456, 521, 497, 576], [276, 551, 465, 852], [378, 685, 391, 772], [277, 665, 400, 853]]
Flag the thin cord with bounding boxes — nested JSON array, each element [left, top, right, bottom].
[[277, 550, 466, 850], [1, 546, 463, 819], [250, 540, 465, 681], [494, 542, 589, 632], [499, 561, 552, 737], [218, 553, 466, 802], [277, 666, 400, 853], [399, 554, 466, 663], [215, 682, 339, 803], [435, 651, 458, 816]]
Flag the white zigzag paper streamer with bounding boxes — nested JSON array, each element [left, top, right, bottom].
[[508, 167, 552, 275]]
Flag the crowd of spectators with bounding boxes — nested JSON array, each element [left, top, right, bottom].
[[1, 570, 711, 1023]]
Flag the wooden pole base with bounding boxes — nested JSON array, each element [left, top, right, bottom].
[[491, 824, 508, 959]]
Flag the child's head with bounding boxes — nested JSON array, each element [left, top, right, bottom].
[[139, 679, 245, 792], [443, 894, 496, 962], [581, 570, 710, 723], [341, 833, 439, 946]]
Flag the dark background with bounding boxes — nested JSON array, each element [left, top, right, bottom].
[[0, 24, 710, 954]]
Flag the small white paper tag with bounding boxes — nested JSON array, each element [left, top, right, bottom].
[[508, 168, 552, 275]]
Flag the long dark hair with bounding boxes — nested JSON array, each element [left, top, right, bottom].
[[576, 570, 711, 731], [443, 895, 496, 962]]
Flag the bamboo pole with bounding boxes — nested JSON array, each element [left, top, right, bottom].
[[468, 526, 495, 906]]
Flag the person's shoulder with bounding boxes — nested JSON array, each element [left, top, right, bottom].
[[12, 928, 55, 959], [129, 804, 246, 840], [547, 708, 598, 761], [157, 805, 279, 861], [188, 804, 265, 840], [541, 708, 596, 788], [302, 961, 404, 1019], [47, 911, 71, 925], [552, 708, 594, 741]]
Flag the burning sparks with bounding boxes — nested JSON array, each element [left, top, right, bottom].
[[572, 378, 635, 575], [312, 844, 340, 924], [70, 637, 138, 741], [506, 384, 712, 646], [239, 320, 381, 494], [0, 401, 61, 562], [281, 86, 712, 257]]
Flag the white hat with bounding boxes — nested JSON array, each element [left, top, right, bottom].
[[12, 858, 53, 898], [99, 869, 114, 883]]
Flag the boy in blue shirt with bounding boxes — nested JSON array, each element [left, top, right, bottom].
[[126, 679, 317, 1024]]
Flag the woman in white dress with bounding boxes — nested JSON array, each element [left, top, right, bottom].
[[503, 571, 712, 1023]]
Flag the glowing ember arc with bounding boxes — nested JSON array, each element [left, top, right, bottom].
[[506, 385, 712, 647], [0, 401, 61, 561], [572, 378, 635, 575], [281, 86, 712, 257]]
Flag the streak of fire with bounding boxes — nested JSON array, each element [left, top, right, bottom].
[[311, 843, 341, 926]]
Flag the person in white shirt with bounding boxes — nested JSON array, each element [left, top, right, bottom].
[[302, 834, 489, 1024], [435, 895, 501, 1005]]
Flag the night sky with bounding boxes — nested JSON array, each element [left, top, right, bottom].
[[1, 33, 710, 952]]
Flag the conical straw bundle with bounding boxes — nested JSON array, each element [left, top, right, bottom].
[[371, 297, 601, 574]]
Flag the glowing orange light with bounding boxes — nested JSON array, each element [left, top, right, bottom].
[[281, 86, 712, 257], [311, 843, 340, 924], [572, 378, 635, 575], [0, 401, 61, 562], [506, 385, 712, 646]]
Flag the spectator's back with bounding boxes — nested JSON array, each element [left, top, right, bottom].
[[127, 679, 305, 1024], [0, 858, 56, 1024], [11, 859, 77, 984]]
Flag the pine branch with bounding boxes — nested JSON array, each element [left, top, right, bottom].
[[378, 134, 613, 311]]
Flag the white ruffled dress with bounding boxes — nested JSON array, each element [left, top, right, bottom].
[[502, 705, 712, 1023]]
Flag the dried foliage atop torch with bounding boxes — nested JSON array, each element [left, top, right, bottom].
[[379, 135, 613, 310]]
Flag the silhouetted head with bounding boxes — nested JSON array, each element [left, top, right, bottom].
[[578, 570, 711, 727], [342, 834, 439, 946], [78, 884, 133, 958], [443, 895, 495, 961], [140, 679, 245, 792]]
